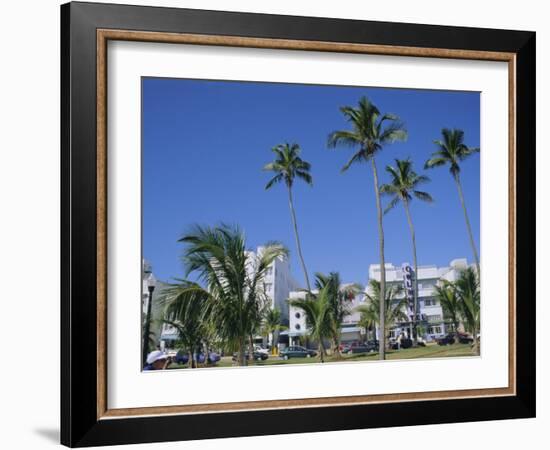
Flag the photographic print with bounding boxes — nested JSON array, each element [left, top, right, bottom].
[[141, 78, 481, 371], [62, 4, 535, 445]]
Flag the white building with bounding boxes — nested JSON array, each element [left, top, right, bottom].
[[157, 247, 301, 347], [288, 288, 367, 346], [368, 258, 471, 341], [246, 245, 301, 322], [287, 258, 472, 347]]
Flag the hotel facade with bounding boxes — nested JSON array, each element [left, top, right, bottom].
[[287, 258, 472, 347]]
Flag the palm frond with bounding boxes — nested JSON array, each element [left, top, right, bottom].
[[264, 173, 284, 190], [383, 195, 401, 215], [413, 191, 434, 203]]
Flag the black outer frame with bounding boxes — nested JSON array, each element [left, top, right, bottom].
[[61, 1, 535, 447]]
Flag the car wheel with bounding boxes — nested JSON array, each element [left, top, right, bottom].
[[283, 355, 289, 360]]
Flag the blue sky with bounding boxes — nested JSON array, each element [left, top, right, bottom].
[[142, 78, 480, 286]]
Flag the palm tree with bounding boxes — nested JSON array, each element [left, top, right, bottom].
[[262, 307, 287, 355], [314, 272, 360, 359], [160, 280, 210, 368], [355, 280, 408, 350], [263, 143, 313, 292], [178, 224, 288, 366], [289, 288, 333, 363], [455, 267, 480, 355], [380, 158, 433, 345], [425, 129, 480, 273], [434, 281, 461, 342], [328, 96, 407, 359]]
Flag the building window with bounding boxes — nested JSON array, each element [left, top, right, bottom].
[[427, 314, 442, 322], [295, 312, 301, 319], [424, 298, 438, 306], [428, 325, 442, 334]]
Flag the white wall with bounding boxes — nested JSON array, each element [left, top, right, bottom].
[[0, 0, 546, 449]]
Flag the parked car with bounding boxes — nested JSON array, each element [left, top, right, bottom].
[[349, 340, 378, 354], [436, 333, 457, 346], [174, 350, 189, 365], [341, 341, 371, 354], [280, 346, 317, 360], [198, 352, 221, 364], [174, 351, 221, 365], [339, 342, 352, 353], [456, 332, 474, 344], [254, 345, 270, 355], [365, 340, 379, 352], [389, 337, 413, 350], [232, 351, 269, 362]]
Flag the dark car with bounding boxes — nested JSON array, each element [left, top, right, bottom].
[[174, 351, 189, 365], [436, 333, 457, 346], [456, 332, 474, 344], [365, 340, 379, 352], [349, 340, 378, 354], [280, 346, 317, 360], [174, 351, 221, 365], [341, 341, 373, 354], [340, 343, 353, 354], [389, 337, 413, 350], [198, 352, 221, 364], [232, 351, 269, 362]]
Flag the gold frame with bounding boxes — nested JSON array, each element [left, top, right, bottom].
[[96, 29, 516, 420]]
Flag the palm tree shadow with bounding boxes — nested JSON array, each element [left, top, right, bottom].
[[34, 428, 59, 443]]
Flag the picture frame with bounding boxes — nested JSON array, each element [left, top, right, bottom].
[[61, 1, 535, 447]]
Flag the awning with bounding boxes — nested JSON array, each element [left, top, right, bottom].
[[341, 327, 363, 333], [280, 330, 308, 337]]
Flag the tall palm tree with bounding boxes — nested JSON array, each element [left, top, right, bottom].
[[160, 280, 211, 368], [263, 143, 313, 292], [455, 267, 480, 355], [178, 224, 288, 366], [262, 307, 288, 355], [425, 128, 480, 272], [380, 158, 433, 345], [314, 272, 360, 359], [355, 280, 408, 350], [328, 96, 407, 359], [289, 288, 332, 363], [434, 281, 461, 342]]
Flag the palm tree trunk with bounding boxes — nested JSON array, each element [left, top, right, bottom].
[[238, 339, 246, 366], [333, 337, 342, 360], [454, 173, 480, 273], [472, 324, 480, 355], [403, 198, 419, 346], [287, 186, 312, 292], [371, 157, 386, 360], [249, 334, 254, 362]]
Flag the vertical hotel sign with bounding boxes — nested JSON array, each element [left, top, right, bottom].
[[402, 264, 415, 318]]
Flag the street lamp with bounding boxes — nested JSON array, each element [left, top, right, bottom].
[[142, 273, 157, 367]]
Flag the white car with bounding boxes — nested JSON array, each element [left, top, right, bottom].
[[253, 345, 269, 355]]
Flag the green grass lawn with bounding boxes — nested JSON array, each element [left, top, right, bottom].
[[167, 343, 476, 370]]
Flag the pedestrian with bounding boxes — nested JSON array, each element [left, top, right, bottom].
[[144, 350, 172, 371]]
